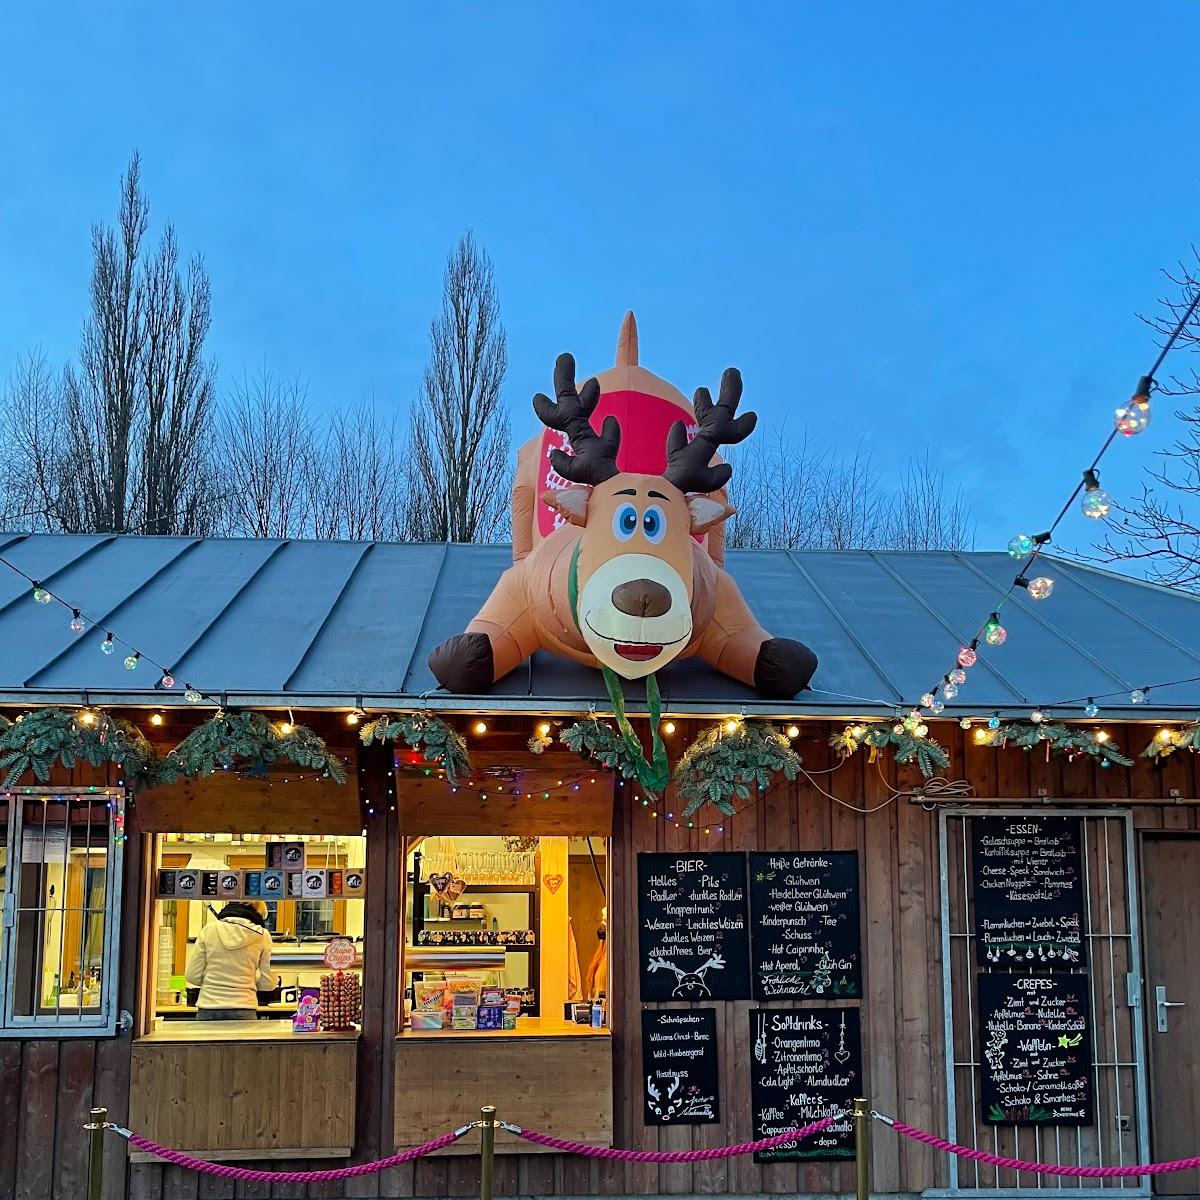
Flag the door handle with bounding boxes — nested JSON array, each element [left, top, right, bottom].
[[1155, 985, 1186, 1033]]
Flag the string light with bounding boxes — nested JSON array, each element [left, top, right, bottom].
[[1007, 534, 1034, 559], [123, 652, 139, 671], [984, 615, 1007, 646], [957, 647, 977, 668], [473, 720, 487, 735], [1084, 699, 1099, 718], [536, 721, 551, 736], [78, 709, 96, 726], [1130, 688, 1147, 705], [69, 609, 85, 633], [785, 724, 800, 739], [150, 713, 164, 727], [723, 719, 738, 734], [1115, 377, 1153, 436], [185, 687, 202, 704], [1094, 730, 1110, 744], [1019, 576, 1055, 601], [101, 634, 115, 655], [160, 671, 174, 689], [662, 721, 676, 735], [346, 711, 361, 726], [1080, 469, 1112, 519], [279, 721, 294, 736], [1156, 728, 1174, 744]]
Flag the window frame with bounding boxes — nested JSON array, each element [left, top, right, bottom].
[[0, 786, 126, 1038]]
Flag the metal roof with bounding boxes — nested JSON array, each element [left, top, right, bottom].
[[1, 532, 1198, 720]]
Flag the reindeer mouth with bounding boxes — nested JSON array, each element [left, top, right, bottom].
[[614, 642, 663, 662]]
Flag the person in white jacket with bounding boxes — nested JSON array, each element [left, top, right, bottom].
[[186, 900, 275, 1020]]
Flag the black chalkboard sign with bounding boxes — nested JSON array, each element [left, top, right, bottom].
[[641, 1009, 720, 1125], [749, 851, 861, 999], [978, 972, 1093, 1125], [749, 1007, 861, 1162], [972, 816, 1086, 966], [637, 853, 750, 1001]]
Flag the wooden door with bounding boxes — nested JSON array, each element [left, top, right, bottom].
[[1142, 835, 1200, 1193]]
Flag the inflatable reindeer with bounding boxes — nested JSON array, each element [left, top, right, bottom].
[[429, 326, 817, 699]]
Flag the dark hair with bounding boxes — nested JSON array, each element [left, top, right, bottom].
[[218, 901, 267, 928]]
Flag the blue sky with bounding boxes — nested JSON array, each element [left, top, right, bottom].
[[2, 2, 1198, 549]]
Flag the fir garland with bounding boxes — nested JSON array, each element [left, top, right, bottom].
[[156, 711, 348, 784], [831, 723, 951, 778], [559, 717, 659, 796], [673, 720, 801, 817], [359, 712, 471, 784], [974, 721, 1133, 767], [0, 708, 158, 789], [1141, 722, 1200, 759]]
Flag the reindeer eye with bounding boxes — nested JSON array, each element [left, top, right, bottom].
[[613, 503, 638, 541], [642, 505, 666, 543]]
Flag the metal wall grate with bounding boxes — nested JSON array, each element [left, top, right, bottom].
[[937, 809, 1150, 1198]]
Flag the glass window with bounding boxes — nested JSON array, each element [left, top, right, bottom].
[[0, 787, 126, 1036]]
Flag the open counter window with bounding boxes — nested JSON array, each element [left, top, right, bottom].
[[402, 835, 609, 1035], [146, 830, 366, 1036]]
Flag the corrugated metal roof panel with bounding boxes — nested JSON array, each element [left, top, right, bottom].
[[0, 533, 1197, 718]]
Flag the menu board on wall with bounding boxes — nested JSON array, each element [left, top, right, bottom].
[[641, 1009, 720, 1126], [972, 816, 1086, 966], [637, 853, 750, 1000], [978, 972, 1093, 1125], [749, 851, 861, 999], [748, 1007, 860, 1162]]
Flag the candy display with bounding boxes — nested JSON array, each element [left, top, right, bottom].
[[318, 970, 362, 1031]]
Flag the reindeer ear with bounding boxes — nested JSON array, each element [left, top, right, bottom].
[[688, 496, 735, 534], [542, 486, 590, 526]]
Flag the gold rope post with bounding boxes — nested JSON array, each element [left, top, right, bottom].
[[853, 1097, 871, 1200], [479, 1105, 497, 1200], [84, 1106, 107, 1200]]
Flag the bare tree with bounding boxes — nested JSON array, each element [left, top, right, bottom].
[[309, 400, 404, 541], [0, 350, 68, 530], [405, 232, 510, 542], [217, 366, 317, 537], [1088, 254, 1200, 591], [726, 433, 974, 551], [5, 153, 218, 535]]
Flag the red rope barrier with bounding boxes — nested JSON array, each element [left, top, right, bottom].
[[505, 1116, 837, 1161], [120, 1127, 467, 1183], [888, 1118, 1200, 1178]]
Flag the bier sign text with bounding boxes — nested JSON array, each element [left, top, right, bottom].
[[749, 851, 861, 999], [978, 972, 1093, 1125], [637, 853, 750, 1001], [972, 816, 1086, 966], [641, 1009, 720, 1126], [748, 1007, 861, 1162]]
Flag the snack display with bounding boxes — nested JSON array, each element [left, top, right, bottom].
[[318, 970, 362, 1031]]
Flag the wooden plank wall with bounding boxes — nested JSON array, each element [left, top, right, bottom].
[[2, 722, 1198, 1199]]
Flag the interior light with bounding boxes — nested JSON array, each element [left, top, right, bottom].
[[723, 719, 738, 734], [1094, 730, 1110, 744], [786, 724, 800, 739], [346, 712, 360, 726], [473, 720, 487, 735], [536, 721, 551, 736], [279, 722, 294, 736], [662, 721, 676, 735], [150, 713, 164, 727]]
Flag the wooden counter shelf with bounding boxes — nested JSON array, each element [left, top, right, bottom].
[[394, 1018, 612, 1153], [130, 1021, 359, 1159]]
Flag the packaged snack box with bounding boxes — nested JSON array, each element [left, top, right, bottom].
[[413, 981, 448, 1012], [411, 1011, 444, 1031], [476, 1005, 504, 1030]]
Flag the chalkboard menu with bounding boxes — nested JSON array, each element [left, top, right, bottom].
[[641, 1009, 720, 1125], [748, 1007, 860, 1162], [749, 851, 861, 999], [978, 973, 1093, 1125], [972, 816, 1086, 966], [637, 853, 750, 1001]]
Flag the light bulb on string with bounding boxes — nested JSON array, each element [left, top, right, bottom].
[[1025, 576, 1054, 601], [915, 722, 929, 738], [785, 724, 799, 739], [1115, 377, 1153, 437], [150, 713, 164, 727], [160, 672, 174, 689], [1084, 700, 1099, 718], [1080, 469, 1112, 520], [69, 610, 85, 634], [1007, 534, 1034, 559], [1157, 728, 1175, 744], [988, 713, 1001, 730], [920, 692, 935, 708], [949, 668, 967, 685], [929, 700, 945, 714], [960, 717, 972, 730], [958, 647, 977, 668], [1030, 709, 1046, 724], [473, 720, 487, 735], [32, 583, 51, 604], [984, 615, 1006, 646], [942, 681, 958, 700], [1094, 730, 1110, 744], [123, 652, 139, 671], [974, 727, 989, 742], [100, 634, 115, 655], [536, 721, 551, 736], [1131, 688, 1147, 705], [662, 721, 676, 735], [184, 687, 202, 704]]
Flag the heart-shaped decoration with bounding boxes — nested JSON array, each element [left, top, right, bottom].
[[428, 872, 452, 896], [543, 874, 563, 894], [443, 875, 467, 902]]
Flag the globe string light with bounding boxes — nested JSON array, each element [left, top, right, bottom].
[[1, 553, 214, 707], [912, 285, 1200, 717]]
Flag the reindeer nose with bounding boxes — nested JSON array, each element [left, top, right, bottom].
[[612, 578, 672, 618]]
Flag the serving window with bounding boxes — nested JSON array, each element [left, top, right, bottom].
[[401, 834, 609, 1035], [145, 829, 366, 1036]]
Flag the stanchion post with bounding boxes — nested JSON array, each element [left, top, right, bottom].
[[853, 1097, 871, 1200], [84, 1106, 107, 1200], [479, 1105, 497, 1200]]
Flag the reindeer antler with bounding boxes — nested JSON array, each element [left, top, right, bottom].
[[533, 353, 621, 485], [647, 955, 685, 979], [696, 953, 726, 976], [663, 367, 756, 493]]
